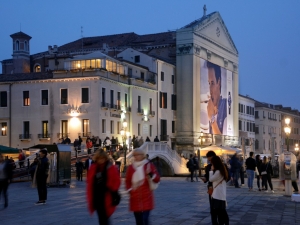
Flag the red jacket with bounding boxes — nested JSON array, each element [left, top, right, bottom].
[[86, 141, 93, 149], [125, 162, 160, 212], [86, 162, 121, 217]]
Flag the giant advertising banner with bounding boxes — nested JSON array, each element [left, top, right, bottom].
[[200, 59, 233, 136]]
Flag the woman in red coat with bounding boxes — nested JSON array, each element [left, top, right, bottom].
[[126, 148, 160, 225], [87, 149, 121, 225]]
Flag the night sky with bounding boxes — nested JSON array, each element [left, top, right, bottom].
[[1, 1, 300, 110]]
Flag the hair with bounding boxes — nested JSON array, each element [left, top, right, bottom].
[[207, 61, 222, 92], [206, 151, 217, 158], [250, 152, 254, 157], [255, 154, 260, 161], [262, 156, 268, 164], [211, 156, 228, 181], [93, 149, 109, 162]]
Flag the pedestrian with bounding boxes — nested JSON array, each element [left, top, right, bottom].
[[193, 155, 199, 182], [86, 138, 93, 154], [153, 157, 162, 177], [105, 137, 111, 152], [74, 138, 80, 157], [85, 155, 94, 174], [154, 136, 159, 142], [260, 156, 274, 193], [145, 136, 151, 142], [34, 149, 49, 205], [229, 153, 241, 188], [18, 149, 25, 168], [125, 148, 160, 225], [86, 150, 121, 225], [239, 156, 245, 186], [255, 155, 263, 191], [75, 158, 84, 181], [200, 151, 219, 224], [64, 136, 71, 144], [187, 154, 195, 182], [245, 152, 256, 191], [0, 153, 13, 208], [209, 156, 229, 225]]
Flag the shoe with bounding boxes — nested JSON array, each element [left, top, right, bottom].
[[272, 190, 275, 193], [191, 180, 195, 182], [259, 189, 261, 191], [264, 190, 269, 192], [241, 184, 245, 186], [35, 201, 46, 205]]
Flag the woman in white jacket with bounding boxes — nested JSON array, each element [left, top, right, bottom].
[[209, 156, 229, 225]]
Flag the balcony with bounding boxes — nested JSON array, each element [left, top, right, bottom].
[[137, 108, 144, 115], [38, 133, 51, 140], [101, 102, 109, 109], [111, 104, 121, 111], [57, 133, 70, 139], [149, 111, 155, 117], [19, 134, 31, 141], [78, 132, 91, 138], [160, 135, 169, 142]]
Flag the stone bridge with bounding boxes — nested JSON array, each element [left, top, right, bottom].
[[119, 142, 189, 176]]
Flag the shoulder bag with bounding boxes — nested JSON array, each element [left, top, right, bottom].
[[261, 163, 268, 175], [147, 163, 159, 191], [207, 179, 223, 196]]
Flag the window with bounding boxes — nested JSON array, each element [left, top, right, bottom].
[[23, 121, 30, 138], [255, 140, 259, 150], [117, 122, 120, 134], [134, 55, 140, 63], [171, 94, 176, 110], [150, 125, 152, 137], [23, 91, 30, 106], [82, 88, 89, 103], [141, 72, 144, 80], [41, 90, 48, 105], [24, 41, 28, 51], [255, 126, 259, 134], [128, 68, 132, 77], [239, 120, 242, 131], [263, 111, 265, 118], [110, 90, 114, 108], [102, 119, 106, 133], [125, 93, 128, 108], [138, 123, 141, 136], [161, 72, 164, 81], [117, 92, 121, 108], [16, 40, 19, 51], [247, 122, 249, 131], [160, 92, 167, 109], [61, 89, 68, 104], [110, 121, 114, 134], [83, 119, 89, 137], [172, 121, 175, 133], [149, 98, 152, 113], [264, 139, 265, 149], [61, 120, 68, 137], [42, 121, 48, 138], [35, 65, 41, 72], [102, 88, 106, 106], [0, 91, 7, 107], [255, 111, 259, 118], [138, 96, 141, 111], [172, 75, 175, 84], [1, 122, 7, 136]]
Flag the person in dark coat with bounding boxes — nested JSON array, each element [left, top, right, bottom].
[[85, 155, 94, 174], [260, 156, 274, 193], [154, 136, 160, 142], [35, 149, 49, 205], [193, 155, 200, 182], [0, 153, 13, 208], [229, 153, 241, 188], [75, 158, 84, 181], [145, 136, 151, 142], [187, 154, 195, 182], [256, 155, 263, 191]]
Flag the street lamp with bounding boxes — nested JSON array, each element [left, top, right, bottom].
[[121, 120, 129, 172], [284, 117, 291, 151], [295, 143, 299, 152]]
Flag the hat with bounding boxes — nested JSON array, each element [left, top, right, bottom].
[[39, 149, 48, 155], [133, 148, 147, 156]]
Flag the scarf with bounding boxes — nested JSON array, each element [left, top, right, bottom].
[[131, 159, 148, 190]]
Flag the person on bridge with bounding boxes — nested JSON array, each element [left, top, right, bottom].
[[75, 159, 84, 181], [125, 148, 160, 225], [154, 136, 159, 142], [86, 149, 121, 225], [0, 153, 13, 208]]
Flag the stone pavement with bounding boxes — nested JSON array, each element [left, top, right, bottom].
[[0, 177, 300, 225]]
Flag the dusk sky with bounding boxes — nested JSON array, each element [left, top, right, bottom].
[[1, 1, 300, 110]]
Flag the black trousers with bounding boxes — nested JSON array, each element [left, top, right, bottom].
[[262, 174, 273, 190], [211, 208, 229, 225], [240, 170, 244, 185], [209, 195, 218, 225], [96, 208, 110, 225], [0, 179, 9, 206], [134, 211, 150, 225], [190, 170, 194, 181], [257, 175, 262, 189], [76, 171, 83, 181], [37, 175, 48, 201]]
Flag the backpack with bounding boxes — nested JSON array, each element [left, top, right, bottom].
[[186, 160, 192, 169]]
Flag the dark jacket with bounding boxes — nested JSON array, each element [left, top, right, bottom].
[[230, 155, 241, 173], [204, 163, 213, 187], [36, 157, 49, 179], [193, 158, 199, 170], [0, 160, 13, 181], [187, 158, 194, 172], [245, 157, 256, 171], [75, 161, 84, 173], [260, 162, 273, 176], [85, 158, 94, 170], [256, 160, 262, 175]]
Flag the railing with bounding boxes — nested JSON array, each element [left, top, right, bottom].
[[57, 133, 70, 139], [38, 133, 51, 138], [137, 108, 144, 114], [112, 104, 121, 111], [78, 132, 91, 137], [101, 102, 109, 108], [160, 135, 169, 142], [19, 134, 31, 139], [149, 111, 155, 117]]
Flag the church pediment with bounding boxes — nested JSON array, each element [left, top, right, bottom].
[[186, 12, 238, 55]]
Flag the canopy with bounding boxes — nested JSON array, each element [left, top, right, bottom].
[[199, 145, 241, 156], [0, 145, 19, 154]]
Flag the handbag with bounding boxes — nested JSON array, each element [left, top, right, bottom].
[[261, 163, 269, 175], [111, 191, 121, 206], [147, 163, 159, 191], [207, 179, 223, 196]]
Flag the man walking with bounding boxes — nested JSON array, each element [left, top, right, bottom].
[[35, 149, 49, 205], [245, 152, 256, 191], [187, 154, 195, 182], [84, 155, 93, 175], [0, 153, 13, 208], [230, 153, 241, 188], [75, 158, 84, 181]]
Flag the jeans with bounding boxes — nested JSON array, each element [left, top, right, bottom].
[[193, 170, 199, 181], [246, 170, 255, 189], [190, 170, 194, 181], [134, 211, 150, 225], [240, 170, 245, 185]]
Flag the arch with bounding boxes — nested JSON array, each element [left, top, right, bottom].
[[34, 64, 41, 72], [149, 154, 175, 176]]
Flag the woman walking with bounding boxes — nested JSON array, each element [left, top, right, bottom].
[[86, 150, 121, 225], [0, 153, 13, 208], [260, 156, 274, 193], [126, 148, 160, 225], [209, 156, 229, 225], [255, 155, 262, 191]]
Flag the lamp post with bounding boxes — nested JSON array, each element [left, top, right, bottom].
[[295, 143, 299, 155], [284, 117, 291, 151], [121, 120, 130, 172]]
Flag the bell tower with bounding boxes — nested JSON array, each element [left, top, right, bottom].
[[10, 31, 32, 73]]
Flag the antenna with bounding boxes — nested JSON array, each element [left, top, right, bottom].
[[20, 23, 22, 31], [81, 26, 83, 53]]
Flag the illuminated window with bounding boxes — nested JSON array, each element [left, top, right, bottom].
[[23, 91, 30, 106], [42, 121, 48, 138], [1, 122, 7, 136], [159, 92, 167, 109], [83, 119, 89, 137], [35, 65, 41, 72]]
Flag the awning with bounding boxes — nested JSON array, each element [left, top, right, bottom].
[[200, 145, 241, 156], [0, 145, 19, 154]]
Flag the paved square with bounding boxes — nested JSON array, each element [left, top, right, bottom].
[[0, 177, 299, 225]]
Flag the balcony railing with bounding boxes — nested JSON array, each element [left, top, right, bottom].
[[137, 108, 144, 115], [57, 133, 70, 139], [78, 132, 91, 137], [101, 102, 109, 109], [149, 111, 155, 117], [160, 135, 169, 142], [38, 133, 51, 139], [19, 134, 31, 139]]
